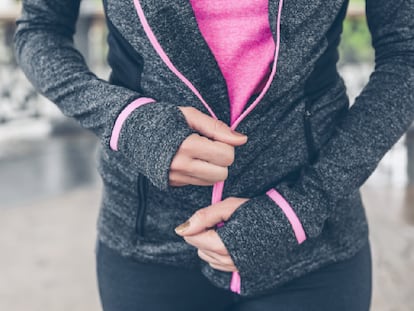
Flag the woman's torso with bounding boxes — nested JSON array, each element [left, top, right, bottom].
[[97, 0, 369, 295]]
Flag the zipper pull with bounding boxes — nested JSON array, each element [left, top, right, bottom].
[[230, 271, 241, 294]]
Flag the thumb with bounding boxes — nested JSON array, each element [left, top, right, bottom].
[[175, 197, 248, 236], [178, 106, 248, 146]]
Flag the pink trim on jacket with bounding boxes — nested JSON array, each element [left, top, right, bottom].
[[230, 271, 242, 294], [266, 188, 307, 244], [110, 97, 156, 151]]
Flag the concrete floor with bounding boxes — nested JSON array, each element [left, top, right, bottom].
[[0, 186, 102, 311]]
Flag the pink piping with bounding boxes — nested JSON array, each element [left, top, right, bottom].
[[110, 97, 156, 151], [266, 188, 306, 244], [230, 271, 241, 294], [133, 0, 285, 295], [132, 0, 217, 120]]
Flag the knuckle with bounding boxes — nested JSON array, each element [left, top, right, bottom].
[[170, 156, 185, 172], [197, 249, 204, 259], [215, 143, 234, 166], [212, 119, 227, 140], [219, 168, 229, 181], [182, 134, 205, 157], [212, 243, 224, 253], [187, 161, 199, 176], [224, 256, 234, 265], [169, 173, 177, 183], [215, 119, 227, 130], [224, 146, 235, 165], [218, 248, 229, 257], [169, 177, 183, 187], [182, 133, 199, 149], [169, 159, 178, 170], [193, 208, 208, 222]]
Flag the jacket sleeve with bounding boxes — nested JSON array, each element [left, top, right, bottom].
[[14, 0, 193, 191], [215, 0, 414, 295]]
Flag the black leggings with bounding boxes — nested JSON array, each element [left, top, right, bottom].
[[96, 241, 372, 311]]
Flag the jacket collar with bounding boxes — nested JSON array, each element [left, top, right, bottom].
[[136, 0, 232, 122], [133, 0, 282, 124]]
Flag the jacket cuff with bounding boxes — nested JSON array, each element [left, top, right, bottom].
[[114, 100, 193, 191], [110, 97, 156, 151], [266, 188, 307, 244], [214, 181, 330, 295]]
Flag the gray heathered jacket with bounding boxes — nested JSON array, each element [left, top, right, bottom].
[[14, 0, 414, 296]]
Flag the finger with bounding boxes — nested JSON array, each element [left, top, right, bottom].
[[175, 197, 249, 236], [198, 249, 234, 266], [169, 173, 213, 187], [198, 249, 222, 265], [170, 156, 228, 183], [209, 262, 237, 272], [183, 230, 228, 255], [178, 107, 248, 146], [170, 182, 187, 187], [177, 134, 236, 167], [197, 250, 237, 272]]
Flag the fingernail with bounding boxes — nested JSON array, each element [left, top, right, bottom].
[[175, 220, 190, 234]]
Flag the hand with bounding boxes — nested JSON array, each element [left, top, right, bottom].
[[175, 197, 249, 272], [169, 107, 247, 187]]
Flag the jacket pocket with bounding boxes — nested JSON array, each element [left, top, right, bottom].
[[135, 173, 149, 237], [305, 83, 349, 158]]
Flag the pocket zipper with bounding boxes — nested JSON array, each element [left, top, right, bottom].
[[303, 101, 318, 165], [135, 174, 148, 237]]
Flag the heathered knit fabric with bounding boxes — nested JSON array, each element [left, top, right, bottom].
[[14, 0, 414, 296]]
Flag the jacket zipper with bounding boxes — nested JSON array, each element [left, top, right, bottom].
[[134, 0, 285, 295], [135, 174, 148, 237]]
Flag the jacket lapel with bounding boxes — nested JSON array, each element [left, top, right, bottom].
[[136, 0, 231, 123], [130, 0, 288, 125]]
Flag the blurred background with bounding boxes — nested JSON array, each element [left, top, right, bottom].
[[0, 0, 413, 310]]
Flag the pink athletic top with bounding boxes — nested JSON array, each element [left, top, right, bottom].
[[189, 0, 276, 124]]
